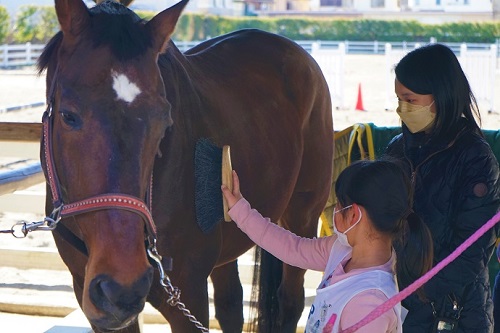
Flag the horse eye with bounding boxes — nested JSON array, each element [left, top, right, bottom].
[[60, 111, 82, 129]]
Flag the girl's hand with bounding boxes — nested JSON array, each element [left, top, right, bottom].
[[221, 170, 243, 209]]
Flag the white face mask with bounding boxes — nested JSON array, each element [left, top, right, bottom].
[[332, 205, 362, 248], [396, 100, 435, 133]]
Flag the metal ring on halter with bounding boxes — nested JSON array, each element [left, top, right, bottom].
[[147, 246, 166, 280], [11, 221, 30, 238], [46, 205, 63, 228]]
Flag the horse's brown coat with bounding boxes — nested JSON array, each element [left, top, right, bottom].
[[39, 0, 334, 332]]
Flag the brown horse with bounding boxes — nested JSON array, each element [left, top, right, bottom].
[[37, 0, 333, 332]]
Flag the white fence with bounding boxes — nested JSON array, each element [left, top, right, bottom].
[[311, 42, 346, 110], [2, 40, 498, 68], [460, 44, 497, 113], [0, 124, 44, 214], [0, 43, 45, 68], [1, 41, 497, 113], [176, 40, 499, 56]]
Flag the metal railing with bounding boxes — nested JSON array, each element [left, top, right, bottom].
[[176, 39, 500, 56], [1, 40, 499, 68], [0, 123, 44, 214]]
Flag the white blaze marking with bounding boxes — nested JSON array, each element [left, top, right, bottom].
[[111, 71, 141, 103]]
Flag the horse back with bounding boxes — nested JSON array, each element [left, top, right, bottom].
[[184, 28, 332, 140], [160, 29, 333, 221]]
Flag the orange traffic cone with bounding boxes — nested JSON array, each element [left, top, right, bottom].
[[355, 83, 365, 111]]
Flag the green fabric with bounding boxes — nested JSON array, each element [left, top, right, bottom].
[[483, 130, 500, 162], [364, 122, 500, 161], [368, 124, 402, 158]]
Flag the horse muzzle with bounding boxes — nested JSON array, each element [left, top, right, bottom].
[[86, 268, 154, 330]]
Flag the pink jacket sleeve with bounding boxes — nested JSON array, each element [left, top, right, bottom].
[[228, 198, 335, 271]]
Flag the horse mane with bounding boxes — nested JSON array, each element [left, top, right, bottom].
[[37, 31, 62, 74], [37, 0, 152, 74]]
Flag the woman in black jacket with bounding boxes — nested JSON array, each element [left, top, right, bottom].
[[384, 43, 500, 332]]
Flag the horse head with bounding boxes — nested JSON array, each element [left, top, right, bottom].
[[38, 0, 188, 330], [93, 0, 135, 6]]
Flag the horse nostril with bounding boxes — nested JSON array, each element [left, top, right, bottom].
[[90, 269, 154, 314], [97, 277, 122, 304], [90, 275, 121, 310]]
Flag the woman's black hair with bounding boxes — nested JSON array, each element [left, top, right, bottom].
[[335, 159, 433, 299], [395, 43, 482, 140]]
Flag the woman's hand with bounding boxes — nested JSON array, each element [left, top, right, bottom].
[[221, 170, 243, 210]]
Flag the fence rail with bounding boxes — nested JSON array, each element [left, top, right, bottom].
[[0, 122, 44, 213], [2, 40, 499, 68], [0, 43, 45, 68]]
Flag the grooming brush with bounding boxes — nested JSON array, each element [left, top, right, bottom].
[[194, 138, 233, 233]]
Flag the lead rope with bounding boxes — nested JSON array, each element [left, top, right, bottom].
[[146, 239, 209, 332], [145, 176, 209, 332], [340, 210, 500, 333]]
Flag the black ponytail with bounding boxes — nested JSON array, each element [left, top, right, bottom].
[[394, 211, 433, 300]]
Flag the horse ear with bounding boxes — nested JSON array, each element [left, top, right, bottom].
[[146, 0, 190, 53], [55, 0, 90, 38]]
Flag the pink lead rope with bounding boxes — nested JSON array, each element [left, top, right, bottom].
[[340, 210, 500, 333]]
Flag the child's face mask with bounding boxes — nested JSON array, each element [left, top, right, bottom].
[[332, 205, 362, 248]]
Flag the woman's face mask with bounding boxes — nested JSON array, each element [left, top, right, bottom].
[[332, 205, 362, 248], [396, 100, 435, 133]]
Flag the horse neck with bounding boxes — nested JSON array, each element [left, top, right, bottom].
[[158, 41, 225, 156], [157, 41, 202, 158], [160, 41, 201, 116]]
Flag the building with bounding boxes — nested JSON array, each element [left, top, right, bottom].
[[258, 0, 500, 22], [0, 0, 498, 22]]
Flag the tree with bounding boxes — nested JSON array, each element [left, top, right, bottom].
[[0, 6, 9, 44], [13, 6, 58, 43]]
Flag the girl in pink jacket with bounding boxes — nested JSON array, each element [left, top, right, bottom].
[[222, 159, 434, 333]]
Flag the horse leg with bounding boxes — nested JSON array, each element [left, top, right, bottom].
[[210, 260, 244, 332], [254, 251, 305, 333], [277, 265, 306, 331]]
